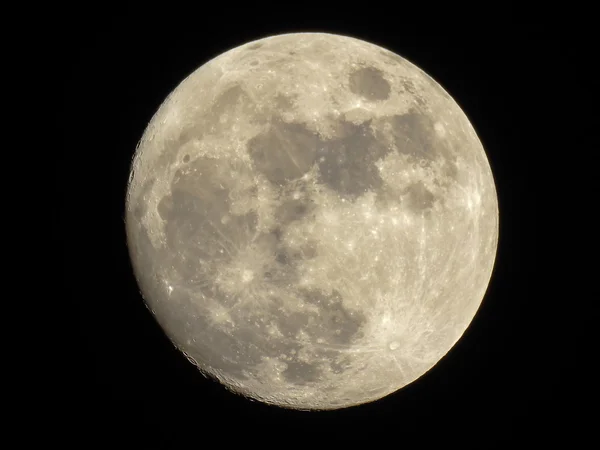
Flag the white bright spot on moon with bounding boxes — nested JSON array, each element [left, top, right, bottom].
[[434, 121, 446, 137], [241, 270, 254, 283], [125, 32, 499, 411]]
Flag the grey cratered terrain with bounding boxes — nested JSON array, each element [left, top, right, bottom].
[[125, 33, 499, 410]]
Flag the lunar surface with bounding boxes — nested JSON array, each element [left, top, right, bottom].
[[125, 33, 499, 410]]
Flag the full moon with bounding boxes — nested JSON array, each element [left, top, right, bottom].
[[125, 33, 498, 410]]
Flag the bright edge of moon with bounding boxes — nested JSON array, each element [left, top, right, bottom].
[[125, 32, 499, 410]]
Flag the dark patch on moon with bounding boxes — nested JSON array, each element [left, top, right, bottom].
[[176, 128, 198, 148], [389, 110, 438, 161], [182, 154, 190, 163], [250, 60, 259, 66], [374, 183, 401, 209], [247, 120, 320, 185], [275, 197, 315, 224], [404, 181, 436, 212], [283, 360, 321, 384], [210, 85, 245, 119], [253, 228, 280, 251], [144, 152, 342, 383], [264, 288, 366, 385], [273, 93, 296, 111], [300, 288, 366, 346], [274, 309, 311, 339], [348, 66, 391, 101], [275, 239, 318, 266], [330, 354, 354, 375], [206, 83, 267, 132], [248, 114, 396, 200], [274, 248, 289, 265], [442, 158, 458, 180], [388, 109, 458, 182], [248, 42, 263, 50], [316, 120, 391, 200], [157, 156, 257, 281]]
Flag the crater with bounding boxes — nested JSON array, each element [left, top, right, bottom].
[[348, 66, 391, 101], [316, 120, 391, 200], [247, 119, 320, 185], [248, 42, 263, 50]]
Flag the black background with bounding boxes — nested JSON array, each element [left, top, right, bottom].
[[57, 4, 593, 446]]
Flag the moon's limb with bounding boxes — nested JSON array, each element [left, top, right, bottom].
[[125, 33, 499, 410]]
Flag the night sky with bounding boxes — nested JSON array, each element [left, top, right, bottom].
[[56, 5, 593, 446]]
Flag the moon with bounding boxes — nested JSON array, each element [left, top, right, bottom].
[[125, 33, 499, 410]]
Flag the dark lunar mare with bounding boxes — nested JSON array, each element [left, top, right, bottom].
[[247, 119, 320, 186], [316, 120, 391, 200], [132, 150, 367, 385], [348, 66, 391, 101]]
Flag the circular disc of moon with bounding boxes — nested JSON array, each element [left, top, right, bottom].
[[125, 33, 499, 410]]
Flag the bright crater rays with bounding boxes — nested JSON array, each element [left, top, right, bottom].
[[125, 32, 499, 410]]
